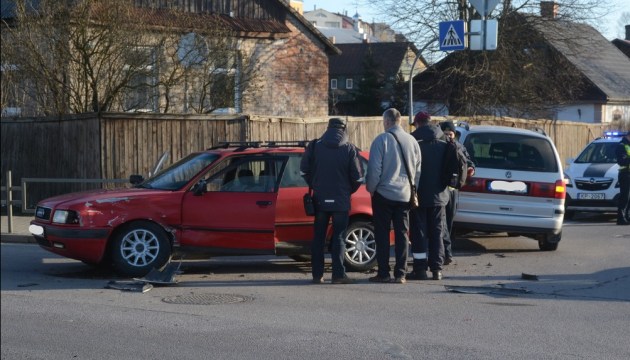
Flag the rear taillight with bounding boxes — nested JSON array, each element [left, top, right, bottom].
[[461, 178, 566, 199], [526, 180, 566, 199], [554, 179, 566, 199], [460, 177, 486, 193]]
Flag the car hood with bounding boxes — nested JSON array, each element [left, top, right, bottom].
[[566, 162, 618, 179], [37, 188, 169, 209]]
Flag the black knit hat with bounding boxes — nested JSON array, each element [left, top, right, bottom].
[[440, 121, 456, 132], [328, 118, 346, 129]]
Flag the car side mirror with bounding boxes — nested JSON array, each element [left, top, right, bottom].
[[565, 157, 575, 166], [192, 179, 207, 196], [129, 174, 144, 185]]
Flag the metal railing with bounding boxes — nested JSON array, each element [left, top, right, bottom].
[[2, 171, 127, 233]]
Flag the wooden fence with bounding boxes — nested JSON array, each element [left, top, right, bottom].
[[0, 112, 613, 210]]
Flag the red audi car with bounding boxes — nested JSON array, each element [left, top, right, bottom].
[[29, 141, 384, 277]]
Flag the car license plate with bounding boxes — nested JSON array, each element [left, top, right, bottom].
[[577, 193, 605, 200], [487, 180, 528, 194]]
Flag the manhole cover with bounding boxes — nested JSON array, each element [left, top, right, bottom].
[[162, 293, 253, 305]]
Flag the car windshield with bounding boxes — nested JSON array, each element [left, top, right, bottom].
[[574, 142, 617, 164], [139, 153, 219, 190], [464, 133, 558, 172]]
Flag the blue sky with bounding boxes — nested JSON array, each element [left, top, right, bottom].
[[302, 0, 628, 40]]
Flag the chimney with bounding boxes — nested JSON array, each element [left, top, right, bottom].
[[540, 1, 559, 19], [626, 25, 630, 41], [329, 36, 336, 44]]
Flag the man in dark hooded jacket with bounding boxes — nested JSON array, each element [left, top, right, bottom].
[[408, 112, 449, 280], [300, 118, 363, 284]]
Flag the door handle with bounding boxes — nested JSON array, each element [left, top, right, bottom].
[[256, 201, 272, 206]]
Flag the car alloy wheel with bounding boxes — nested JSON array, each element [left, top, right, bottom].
[[343, 220, 377, 271], [111, 221, 171, 277]]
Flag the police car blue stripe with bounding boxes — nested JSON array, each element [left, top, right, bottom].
[[583, 163, 615, 177]]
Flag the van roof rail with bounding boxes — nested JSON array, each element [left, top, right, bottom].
[[530, 127, 546, 136], [455, 121, 470, 131]]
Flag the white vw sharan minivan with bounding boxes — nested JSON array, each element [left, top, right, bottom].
[[453, 123, 566, 251]]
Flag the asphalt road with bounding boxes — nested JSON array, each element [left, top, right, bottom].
[[1, 213, 629, 359]]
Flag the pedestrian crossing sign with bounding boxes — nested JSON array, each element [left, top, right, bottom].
[[439, 21, 466, 51]]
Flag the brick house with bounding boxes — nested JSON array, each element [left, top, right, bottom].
[[0, 0, 339, 117]]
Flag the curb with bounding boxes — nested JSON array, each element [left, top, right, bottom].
[[0, 233, 36, 244]]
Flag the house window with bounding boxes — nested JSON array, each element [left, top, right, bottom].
[[0, 64, 22, 116], [123, 46, 158, 112], [331, 79, 337, 89], [346, 78, 353, 89]]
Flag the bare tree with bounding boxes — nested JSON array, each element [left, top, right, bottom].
[[1, 0, 258, 116], [363, 0, 615, 116]]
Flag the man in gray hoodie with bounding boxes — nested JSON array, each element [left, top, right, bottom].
[[366, 108, 421, 284]]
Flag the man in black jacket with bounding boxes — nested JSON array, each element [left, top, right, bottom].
[[300, 118, 363, 283], [408, 112, 449, 280], [439, 121, 475, 264]]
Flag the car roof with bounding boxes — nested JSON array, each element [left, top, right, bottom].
[[458, 125, 548, 138], [203, 141, 368, 157], [591, 136, 622, 143]]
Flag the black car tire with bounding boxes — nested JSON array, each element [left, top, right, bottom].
[[111, 221, 172, 277], [343, 220, 377, 272], [538, 231, 561, 251]]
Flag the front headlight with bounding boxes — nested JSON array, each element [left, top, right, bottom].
[[563, 173, 572, 187], [52, 210, 80, 224]]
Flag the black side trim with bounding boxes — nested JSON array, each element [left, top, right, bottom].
[[175, 246, 275, 256]]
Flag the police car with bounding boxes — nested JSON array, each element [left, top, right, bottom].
[[563, 131, 622, 219]]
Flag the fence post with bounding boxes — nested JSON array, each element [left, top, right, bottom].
[[6, 170, 13, 233]]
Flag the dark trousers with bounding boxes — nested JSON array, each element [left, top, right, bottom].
[[312, 210, 349, 279], [443, 188, 458, 258], [410, 206, 445, 272], [618, 171, 630, 222], [371, 192, 409, 278]]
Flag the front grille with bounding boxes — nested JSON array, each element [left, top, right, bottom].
[[575, 179, 612, 191], [35, 206, 52, 220]]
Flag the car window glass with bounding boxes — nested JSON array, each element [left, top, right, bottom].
[[464, 133, 558, 172], [143, 153, 218, 190], [279, 156, 308, 188], [203, 157, 284, 192], [575, 142, 617, 164]]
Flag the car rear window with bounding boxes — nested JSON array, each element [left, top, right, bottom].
[[463, 133, 558, 172], [575, 142, 617, 164]]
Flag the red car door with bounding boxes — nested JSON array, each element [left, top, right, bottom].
[[179, 156, 286, 253]]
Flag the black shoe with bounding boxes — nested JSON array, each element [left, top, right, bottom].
[[432, 271, 443, 280], [312, 277, 324, 284], [406, 271, 429, 280], [331, 276, 355, 284], [617, 219, 630, 225], [393, 277, 406, 284], [444, 257, 453, 265], [368, 275, 392, 283]]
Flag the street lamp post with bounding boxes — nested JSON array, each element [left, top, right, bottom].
[[408, 36, 439, 125]]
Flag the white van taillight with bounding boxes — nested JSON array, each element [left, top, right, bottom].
[[530, 180, 566, 199], [554, 179, 566, 199], [461, 178, 566, 199], [460, 177, 486, 193]]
